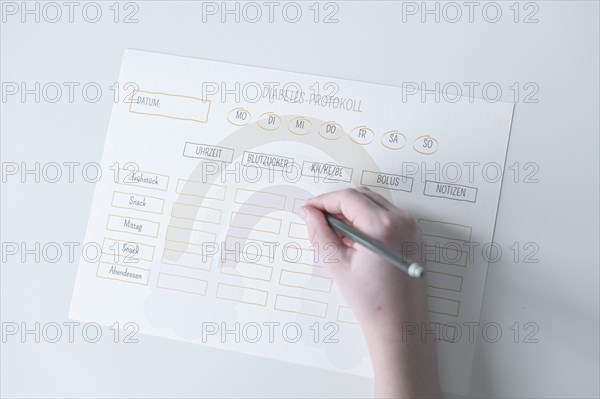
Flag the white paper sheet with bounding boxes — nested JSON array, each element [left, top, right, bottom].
[[69, 50, 514, 396]]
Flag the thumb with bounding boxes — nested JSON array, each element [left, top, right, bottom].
[[299, 205, 349, 266]]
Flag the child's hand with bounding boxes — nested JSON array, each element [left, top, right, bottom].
[[300, 187, 426, 330], [300, 187, 440, 398]]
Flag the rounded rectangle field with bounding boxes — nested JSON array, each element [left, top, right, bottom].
[[301, 161, 353, 183], [360, 170, 414, 192], [129, 90, 211, 123], [278, 269, 332, 293], [183, 142, 234, 163], [96, 262, 150, 286], [171, 202, 223, 224], [117, 168, 170, 191], [274, 294, 328, 318], [233, 188, 286, 210], [111, 191, 165, 214], [229, 211, 282, 234], [102, 237, 156, 262], [220, 259, 274, 281], [216, 283, 268, 306], [176, 179, 227, 200], [106, 214, 160, 238], [427, 295, 460, 317], [423, 180, 478, 203], [156, 273, 208, 296]]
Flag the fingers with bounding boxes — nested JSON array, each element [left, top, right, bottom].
[[304, 188, 386, 225], [299, 205, 350, 265], [354, 186, 394, 211]]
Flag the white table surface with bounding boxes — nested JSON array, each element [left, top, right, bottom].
[[1, 1, 598, 397]]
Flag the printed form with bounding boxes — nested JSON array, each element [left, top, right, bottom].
[[70, 50, 514, 396]]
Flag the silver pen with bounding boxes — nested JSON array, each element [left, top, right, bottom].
[[324, 212, 426, 278]]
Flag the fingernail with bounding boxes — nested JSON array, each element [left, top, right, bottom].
[[298, 207, 308, 221]]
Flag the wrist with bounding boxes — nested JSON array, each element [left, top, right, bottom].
[[361, 317, 441, 398]]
